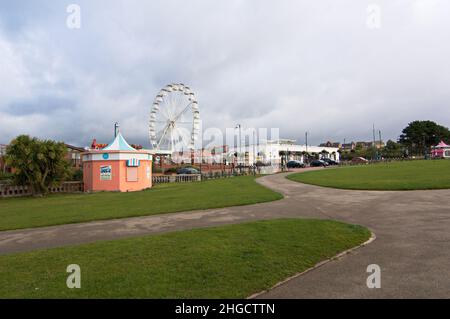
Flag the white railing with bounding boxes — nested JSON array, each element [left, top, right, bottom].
[[152, 174, 201, 184]]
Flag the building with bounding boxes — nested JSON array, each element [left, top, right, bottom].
[[356, 141, 385, 149], [65, 144, 85, 169], [319, 141, 341, 148], [82, 132, 153, 192], [0, 144, 10, 173], [230, 138, 340, 166], [431, 141, 450, 159], [341, 142, 356, 151]]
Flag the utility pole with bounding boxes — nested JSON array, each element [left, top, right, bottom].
[[305, 131, 308, 152], [379, 130, 382, 160], [305, 131, 308, 163], [372, 124, 377, 160], [236, 124, 242, 172], [253, 130, 256, 165]]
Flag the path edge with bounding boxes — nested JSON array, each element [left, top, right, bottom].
[[247, 231, 377, 299]]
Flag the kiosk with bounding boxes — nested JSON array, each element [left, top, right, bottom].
[[82, 132, 152, 192]]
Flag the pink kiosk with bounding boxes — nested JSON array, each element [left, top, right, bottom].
[[431, 141, 450, 159], [82, 130, 153, 192]]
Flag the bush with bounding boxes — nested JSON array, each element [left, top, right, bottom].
[[70, 169, 83, 181], [0, 172, 13, 183], [152, 166, 163, 174], [165, 167, 178, 174], [5, 135, 72, 195]]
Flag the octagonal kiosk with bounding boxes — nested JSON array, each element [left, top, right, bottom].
[[82, 132, 152, 192]]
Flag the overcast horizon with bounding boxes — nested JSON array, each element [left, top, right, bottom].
[[1, 1, 449, 148]]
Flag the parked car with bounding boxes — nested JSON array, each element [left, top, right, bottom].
[[287, 160, 306, 168], [309, 160, 329, 167], [322, 158, 338, 165], [176, 167, 200, 174], [352, 157, 368, 164]]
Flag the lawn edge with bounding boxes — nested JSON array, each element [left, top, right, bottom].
[[0, 176, 284, 232], [286, 172, 450, 191], [247, 231, 376, 299]]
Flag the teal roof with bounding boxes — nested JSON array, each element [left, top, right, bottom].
[[103, 132, 136, 151]]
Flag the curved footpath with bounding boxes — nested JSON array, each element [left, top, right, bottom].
[[1, 169, 450, 297]]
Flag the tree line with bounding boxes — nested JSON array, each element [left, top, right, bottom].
[[340, 120, 450, 161]]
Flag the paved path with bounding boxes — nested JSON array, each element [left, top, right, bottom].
[[1, 170, 449, 297]]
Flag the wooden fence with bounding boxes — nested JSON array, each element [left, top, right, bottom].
[[0, 181, 83, 198]]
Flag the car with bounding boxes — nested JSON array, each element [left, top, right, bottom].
[[352, 157, 368, 164], [176, 167, 200, 174], [309, 159, 329, 167], [286, 160, 306, 168], [322, 158, 338, 165]]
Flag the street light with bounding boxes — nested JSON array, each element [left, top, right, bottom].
[[235, 124, 242, 172]]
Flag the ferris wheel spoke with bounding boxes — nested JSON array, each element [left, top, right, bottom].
[[173, 102, 193, 122], [156, 123, 171, 149]]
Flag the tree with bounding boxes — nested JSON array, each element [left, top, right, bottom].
[[399, 121, 450, 155], [382, 140, 404, 159], [5, 135, 72, 195]]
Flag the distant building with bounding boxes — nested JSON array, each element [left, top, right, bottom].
[[341, 142, 356, 151], [0, 144, 10, 173], [229, 138, 340, 166], [65, 144, 85, 169], [0, 144, 6, 157], [356, 141, 384, 149], [319, 141, 341, 148]]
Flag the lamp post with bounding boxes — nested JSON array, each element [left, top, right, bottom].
[[235, 124, 242, 172], [422, 133, 428, 159], [379, 130, 382, 160], [253, 130, 256, 165], [305, 131, 309, 164]]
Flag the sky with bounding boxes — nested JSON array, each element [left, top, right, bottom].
[[0, 0, 449, 148]]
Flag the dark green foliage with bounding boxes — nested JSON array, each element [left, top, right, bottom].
[[5, 135, 71, 195], [399, 121, 450, 155]]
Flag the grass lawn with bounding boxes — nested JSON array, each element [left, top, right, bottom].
[[0, 176, 282, 231], [288, 160, 450, 190], [0, 218, 370, 298]]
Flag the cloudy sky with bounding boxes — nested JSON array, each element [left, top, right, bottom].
[[0, 0, 449, 147]]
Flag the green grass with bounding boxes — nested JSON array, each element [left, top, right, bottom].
[[288, 160, 450, 190], [0, 219, 370, 298], [0, 176, 282, 231]]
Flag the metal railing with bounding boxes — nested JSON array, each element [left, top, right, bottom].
[[152, 174, 202, 184]]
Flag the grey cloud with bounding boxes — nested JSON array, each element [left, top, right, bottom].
[[0, 0, 449, 147]]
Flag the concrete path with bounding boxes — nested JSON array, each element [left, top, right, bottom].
[[1, 170, 449, 297]]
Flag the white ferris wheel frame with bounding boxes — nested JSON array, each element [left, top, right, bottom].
[[149, 83, 200, 152]]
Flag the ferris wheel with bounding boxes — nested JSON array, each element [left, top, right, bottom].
[[149, 83, 200, 152]]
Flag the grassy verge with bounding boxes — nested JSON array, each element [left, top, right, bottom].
[[0, 218, 371, 298], [288, 160, 450, 190], [0, 176, 282, 231]]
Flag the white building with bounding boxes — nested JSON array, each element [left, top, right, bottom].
[[230, 138, 340, 166]]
